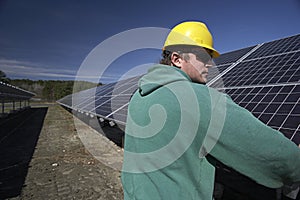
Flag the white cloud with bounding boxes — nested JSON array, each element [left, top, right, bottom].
[[0, 58, 78, 80], [0, 58, 138, 83]]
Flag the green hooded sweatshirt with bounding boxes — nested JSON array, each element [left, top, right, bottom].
[[121, 64, 300, 200]]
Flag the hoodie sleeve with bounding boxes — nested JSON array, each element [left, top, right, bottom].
[[209, 94, 300, 188]]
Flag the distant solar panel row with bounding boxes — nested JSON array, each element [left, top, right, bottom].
[[58, 76, 140, 124], [0, 81, 35, 101], [57, 34, 300, 145]]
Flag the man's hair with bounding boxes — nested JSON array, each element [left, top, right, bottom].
[[160, 50, 190, 65], [159, 45, 211, 66]]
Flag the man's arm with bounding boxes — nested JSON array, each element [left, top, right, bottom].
[[209, 95, 300, 188]]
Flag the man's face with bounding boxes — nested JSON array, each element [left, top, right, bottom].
[[180, 53, 212, 84]]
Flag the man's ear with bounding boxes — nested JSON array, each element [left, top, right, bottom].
[[171, 52, 183, 68]]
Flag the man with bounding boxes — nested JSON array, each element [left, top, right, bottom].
[[121, 21, 300, 199]]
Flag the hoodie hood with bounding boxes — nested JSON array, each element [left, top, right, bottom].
[[138, 64, 192, 96]]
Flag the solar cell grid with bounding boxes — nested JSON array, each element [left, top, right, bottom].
[[213, 51, 300, 88], [88, 79, 138, 115], [90, 76, 141, 121], [207, 64, 231, 82], [110, 95, 133, 110], [95, 82, 116, 95], [214, 46, 255, 65], [83, 96, 111, 112], [224, 84, 300, 144], [209, 79, 225, 89], [72, 93, 97, 109], [73, 84, 113, 111], [74, 77, 138, 112], [70, 95, 96, 111], [0, 82, 35, 101], [72, 96, 92, 109], [108, 103, 129, 124], [93, 94, 132, 117], [94, 101, 111, 116], [247, 34, 300, 59], [57, 94, 73, 106], [112, 76, 140, 95]]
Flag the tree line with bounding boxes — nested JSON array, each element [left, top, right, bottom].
[[0, 71, 100, 101]]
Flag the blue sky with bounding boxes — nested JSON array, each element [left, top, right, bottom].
[[0, 0, 300, 83]]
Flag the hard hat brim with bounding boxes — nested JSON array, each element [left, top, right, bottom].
[[198, 44, 220, 58]]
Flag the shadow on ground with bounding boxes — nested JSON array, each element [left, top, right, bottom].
[[0, 107, 48, 199]]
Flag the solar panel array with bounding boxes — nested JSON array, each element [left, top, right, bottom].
[[58, 76, 141, 125], [208, 34, 300, 145], [57, 34, 300, 145], [0, 81, 35, 102]]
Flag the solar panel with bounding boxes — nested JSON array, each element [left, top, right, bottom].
[[77, 83, 117, 112], [106, 103, 129, 125], [57, 34, 300, 146], [224, 84, 300, 144], [210, 51, 300, 88], [58, 76, 140, 120], [57, 94, 73, 108], [206, 34, 300, 145], [247, 34, 300, 59], [0, 81, 35, 101], [208, 64, 231, 82], [213, 46, 255, 65]]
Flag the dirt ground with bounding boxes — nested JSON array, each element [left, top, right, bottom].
[[1, 103, 298, 200], [0, 104, 123, 200]]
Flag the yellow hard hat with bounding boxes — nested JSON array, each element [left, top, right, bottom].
[[163, 21, 220, 58]]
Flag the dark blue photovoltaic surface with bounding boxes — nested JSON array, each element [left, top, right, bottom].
[[213, 46, 255, 65], [0, 82, 35, 101], [224, 84, 300, 144], [210, 51, 300, 88], [247, 34, 300, 59]]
